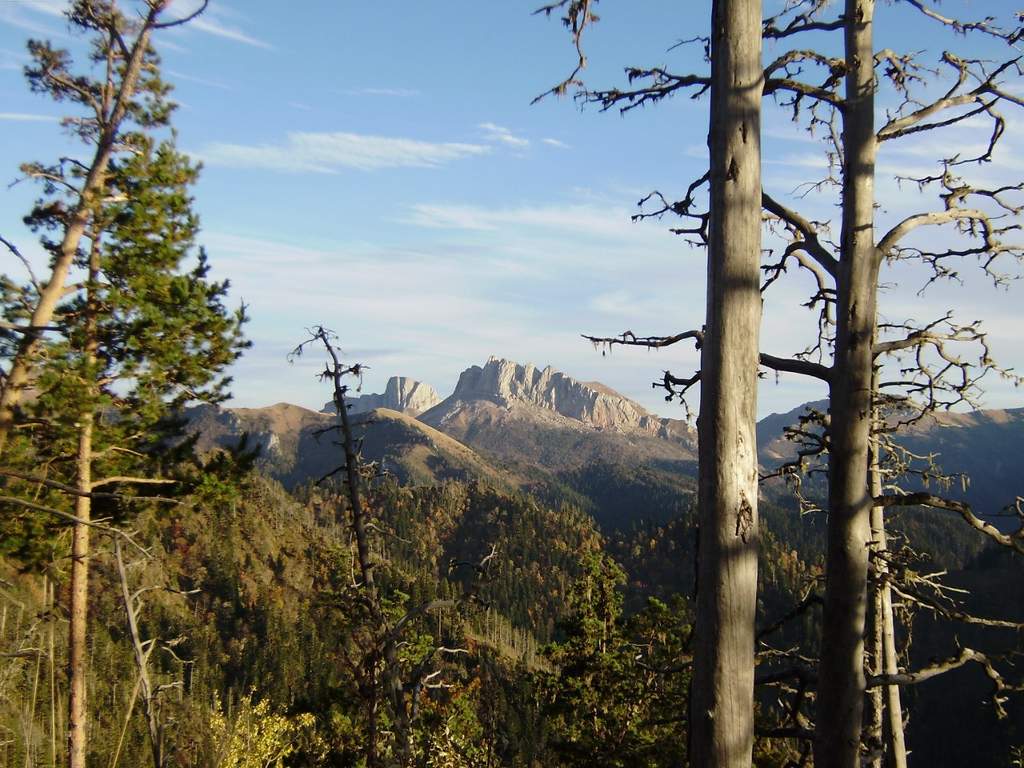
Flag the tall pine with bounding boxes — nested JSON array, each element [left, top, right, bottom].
[[0, 5, 247, 765]]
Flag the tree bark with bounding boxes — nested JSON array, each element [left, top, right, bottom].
[[870, 450, 907, 768], [67, 236, 101, 768], [867, 426, 907, 768], [688, 1, 763, 766], [814, 2, 879, 766], [66, 415, 92, 768]]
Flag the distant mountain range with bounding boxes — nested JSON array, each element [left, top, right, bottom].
[[188, 357, 1024, 529]]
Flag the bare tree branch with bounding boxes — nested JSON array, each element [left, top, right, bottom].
[[875, 492, 1024, 554]]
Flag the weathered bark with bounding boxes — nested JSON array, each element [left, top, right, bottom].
[[814, 1, 879, 766], [878, 552, 907, 768], [867, 427, 907, 768], [67, 237, 101, 768], [66, 415, 92, 768], [0, 3, 164, 459], [866, 577, 883, 768], [688, 0, 763, 765], [870, 459, 907, 768]]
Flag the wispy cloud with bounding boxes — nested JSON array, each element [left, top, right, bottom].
[[542, 137, 571, 149], [165, 1, 273, 49], [15, 0, 66, 16], [188, 15, 273, 49], [0, 112, 59, 122], [198, 131, 491, 173], [479, 122, 530, 148], [0, 0, 68, 37], [202, 233, 333, 264], [405, 202, 676, 244]]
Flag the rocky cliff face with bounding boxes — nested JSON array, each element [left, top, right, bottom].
[[323, 376, 441, 417], [425, 357, 684, 438]]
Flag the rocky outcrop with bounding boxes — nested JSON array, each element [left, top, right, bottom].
[[425, 357, 682, 438], [323, 376, 441, 417]]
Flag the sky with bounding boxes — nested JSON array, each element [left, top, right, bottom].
[[0, 0, 1022, 419]]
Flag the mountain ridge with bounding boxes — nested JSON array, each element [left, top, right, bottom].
[[187, 356, 1023, 526]]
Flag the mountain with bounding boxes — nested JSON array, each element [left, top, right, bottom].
[[415, 357, 701, 528], [419, 357, 696, 470], [756, 401, 1024, 519], [756, 399, 828, 466], [893, 406, 1024, 518], [187, 358, 699, 529], [188, 402, 509, 490], [188, 402, 335, 488], [322, 376, 440, 417], [187, 358, 1022, 532]]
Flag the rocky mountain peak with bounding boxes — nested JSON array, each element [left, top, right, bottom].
[[441, 356, 681, 436], [323, 376, 441, 417]]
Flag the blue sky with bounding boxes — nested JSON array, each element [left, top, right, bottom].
[[1, 0, 1021, 419]]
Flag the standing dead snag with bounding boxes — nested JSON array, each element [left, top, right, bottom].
[[687, 2, 764, 767], [113, 539, 197, 768], [291, 327, 473, 767], [538, 1, 770, 763]]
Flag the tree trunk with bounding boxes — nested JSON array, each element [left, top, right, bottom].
[[866, 420, 910, 768], [688, 1, 763, 765], [815, 2, 879, 766], [869, 443, 907, 768], [67, 235, 101, 768], [866, 411, 883, 768], [66, 415, 92, 768]]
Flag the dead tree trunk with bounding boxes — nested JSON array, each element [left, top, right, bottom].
[[866, 408, 907, 768], [688, 0, 763, 765], [870, 502, 907, 768], [815, 1, 878, 766], [66, 415, 92, 768], [66, 235, 103, 768], [114, 541, 163, 768]]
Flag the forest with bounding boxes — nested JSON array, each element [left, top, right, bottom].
[[1, 1, 1023, 767]]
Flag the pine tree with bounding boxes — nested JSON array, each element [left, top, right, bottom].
[[542, 552, 691, 767], [0, 0, 206, 457], [1, 6, 247, 765]]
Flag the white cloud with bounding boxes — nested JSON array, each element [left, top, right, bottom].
[[479, 122, 530, 148], [164, 1, 273, 49], [0, 0, 68, 37], [405, 202, 665, 241], [542, 137, 571, 149], [0, 112, 59, 122], [201, 233, 332, 264], [15, 0, 66, 16], [197, 131, 491, 173], [188, 15, 273, 49]]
